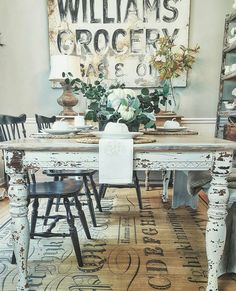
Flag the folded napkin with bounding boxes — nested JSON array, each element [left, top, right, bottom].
[[99, 138, 133, 184]]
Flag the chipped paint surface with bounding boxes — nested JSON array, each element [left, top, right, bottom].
[[206, 151, 233, 291], [5, 150, 25, 174], [22, 151, 214, 171], [2, 143, 234, 291], [6, 153, 30, 291], [134, 152, 213, 171]]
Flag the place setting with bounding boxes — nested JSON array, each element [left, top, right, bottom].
[[31, 116, 94, 139], [143, 119, 198, 135], [73, 122, 157, 144]]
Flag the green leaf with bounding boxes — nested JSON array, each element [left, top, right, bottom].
[[154, 107, 161, 114], [131, 98, 140, 110], [100, 110, 111, 116], [89, 102, 99, 111], [141, 88, 149, 95], [144, 120, 155, 128], [120, 98, 128, 106], [163, 81, 169, 96], [85, 110, 97, 122], [65, 78, 70, 85], [70, 79, 76, 86], [143, 112, 156, 121]]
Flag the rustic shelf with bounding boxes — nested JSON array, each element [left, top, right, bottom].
[[224, 41, 236, 53], [219, 110, 236, 116], [222, 71, 236, 80], [226, 11, 236, 22]]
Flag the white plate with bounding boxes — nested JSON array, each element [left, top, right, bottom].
[[72, 125, 93, 130], [156, 126, 188, 132], [42, 129, 79, 135], [91, 131, 143, 139]]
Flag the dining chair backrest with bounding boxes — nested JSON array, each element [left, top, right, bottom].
[[0, 114, 27, 141], [35, 114, 56, 132]]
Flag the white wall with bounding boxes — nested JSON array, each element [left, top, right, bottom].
[[0, 0, 233, 119]]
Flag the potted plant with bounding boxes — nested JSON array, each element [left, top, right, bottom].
[[150, 36, 200, 112]]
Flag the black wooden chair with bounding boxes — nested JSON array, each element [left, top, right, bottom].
[[0, 114, 27, 186], [0, 114, 27, 140], [28, 172, 90, 267], [0, 114, 90, 266], [35, 114, 56, 132], [35, 114, 102, 227], [99, 171, 143, 209]]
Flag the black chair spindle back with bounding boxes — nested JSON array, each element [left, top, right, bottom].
[[0, 114, 27, 141], [35, 114, 56, 132]]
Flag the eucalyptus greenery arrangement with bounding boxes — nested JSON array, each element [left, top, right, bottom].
[[150, 36, 200, 110], [137, 82, 170, 115], [64, 71, 178, 129], [64, 73, 158, 129]]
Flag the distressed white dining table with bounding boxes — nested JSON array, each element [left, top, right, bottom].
[[0, 135, 235, 291]]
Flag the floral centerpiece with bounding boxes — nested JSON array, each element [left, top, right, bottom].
[[105, 87, 156, 130], [150, 36, 200, 112], [70, 74, 156, 131]]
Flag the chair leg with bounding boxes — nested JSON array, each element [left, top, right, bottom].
[[54, 176, 61, 212], [133, 171, 143, 209], [162, 170, 171, 202], [145, 170, 150, 191], [89, 175, 102, 212], [55, 197, 61, 212], [30, 198, 39, 238], [99, 184, 108, 199], [63, 197, 83, 267], [11, 251, 16, 264], [83, 176, 97, 227], [74, 195, 91, 239], [43, 197, 54, 226]]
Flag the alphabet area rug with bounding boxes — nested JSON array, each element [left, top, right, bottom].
[[0, 189, 235, 291]]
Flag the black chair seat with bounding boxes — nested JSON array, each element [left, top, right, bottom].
[[29, 179, 83, 197], [43, 169, 97, 177]]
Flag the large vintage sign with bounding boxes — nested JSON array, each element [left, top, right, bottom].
[[48, 0, 190, 87]]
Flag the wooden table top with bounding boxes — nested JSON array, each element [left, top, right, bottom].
[[1, 135, 236, 152]]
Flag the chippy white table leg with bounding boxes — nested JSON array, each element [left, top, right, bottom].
[[5, 151, 30, 291], [145, 170, 150, 191], [206, 151, 233, 291], [162, 170, 171, 202]]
